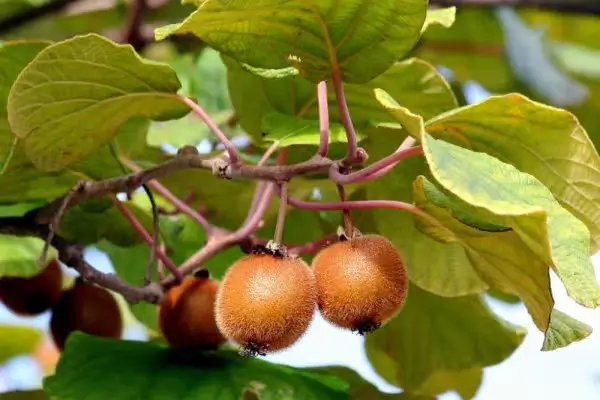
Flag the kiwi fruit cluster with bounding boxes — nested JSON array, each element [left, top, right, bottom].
[[158, 232, 408, 357], [0, 258, 123, 351]]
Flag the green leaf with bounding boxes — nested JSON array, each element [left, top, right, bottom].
[[365, 284, 525, 392], [261, 112, 365, 148], [59, 201, 154, 247], [307, 366, 404, 399], [0, 201, 45, 217], [416, 368, 482, 399], [421, 7, 456, 33], [0, 325, 43, 364], [365, 128, 487, 297], [155, 0, 428, 83], [380, 91, 600, 253], [412, 176, 554, 337], [542, 309, 592, 351], [226, 56, 457, 141], [0, 235, 56, 278], [0, 391, 47, 400], [420, 132, 600, 309], [7, 33, 189, 172], [44, 333, 349, 400]]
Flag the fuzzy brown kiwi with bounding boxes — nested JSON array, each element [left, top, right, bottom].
[[215, 253, 317, 356], [159, 273, 226, 350], [312, 234, 408, 334], [0, 258, 63, 316], [49, 278, 123, 350]]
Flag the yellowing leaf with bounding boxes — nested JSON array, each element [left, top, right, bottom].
[[7, 34, 189, 172], [420, 132, 600, 309], [156, 0, 428, 83]]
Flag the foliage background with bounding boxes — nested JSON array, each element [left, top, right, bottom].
[[1, 1, 600, 399]]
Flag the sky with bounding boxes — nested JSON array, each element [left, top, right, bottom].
[[0, 81, 599, 399]]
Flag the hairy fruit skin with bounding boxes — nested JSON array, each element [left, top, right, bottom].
[[159, 276, 226, 350], [215, 254, 317, 355], [49, 279, 123, 350], [312, 234, 408, 333], [0, 258, 63, 316]]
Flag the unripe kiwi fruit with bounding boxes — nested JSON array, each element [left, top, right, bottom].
[[0, 258, 63, 316], [158, 271, 226, 350], [312, 234, 408, 333], [215, 253, 317, 356], [49, 278, 123, 350]]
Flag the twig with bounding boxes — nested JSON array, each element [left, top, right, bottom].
[[358, 137, 418, 183], [274, 182, 289, 244], [331, 68, 359, 165], [331, 144, 423, 184], [110, 196, 182, 282], [156, 241, 167, 281], [316, 80, 330, 158], [0, 214, 163, 304], [141, 184, 159, 285], [121, 0, 147, 50], [180, 97, 240, 165], [336, 184, 353, 237], [122, 158, 213, 233], [244, 142, 282, 225], [39, 181, 86, 266]]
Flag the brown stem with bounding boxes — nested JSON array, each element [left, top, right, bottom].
[[274, 182, 289, 244]]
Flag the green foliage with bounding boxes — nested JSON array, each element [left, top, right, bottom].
[[44, 333, 349, 399], [0, 0, 599, 398]]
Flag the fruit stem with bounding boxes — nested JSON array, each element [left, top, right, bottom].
[[110, 196, 182, 281], [331, 142, 423, 185], [331, 68, 358, 166], [274, 181, 289, 245], [121, 158, 214, 234], [316, 80, 330, 158], [336, 183, 354, 237], [180, 96, 240, 166]]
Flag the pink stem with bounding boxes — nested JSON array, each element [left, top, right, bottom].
[[360, 137, 418, 183], [316, 80, 330, 157], [123, 159, 213, 233], [331, 69, 358, 164], [180, 96, 239, 165], [244, 142, 283, 225], [283, 195, 434, 222], [331, 145, 423, 184], [287, 233, 338, 257], [111, 196, 182, 281]]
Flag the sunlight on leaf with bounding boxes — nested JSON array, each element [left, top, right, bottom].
[[7, 33, 189, 172], [0, 235, 56, 278], [420, 133, 600, 309], [0, 325, 43, 365], [421, 7, 456, 33], [542, 309, 592, 351], [155, 0, 428, 83]]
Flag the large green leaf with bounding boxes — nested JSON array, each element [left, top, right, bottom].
[[0, 325, 43, 364], [420, 132, 600, 309], [421, 94, 600, 252], [410, 175, 591, 350], [44, 333, 349, 399], [307, 366, 404, 399], [6, 33, 189, 172], [365, 284, 524, 392], [0, 235, 56, 278], [365, 128, 487, 297], [226, 56, 457, 141], [155, 0, 428, 83]]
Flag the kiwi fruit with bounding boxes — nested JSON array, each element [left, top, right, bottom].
[[312, 234, 408, 334], [215, 253, 317, 356]]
